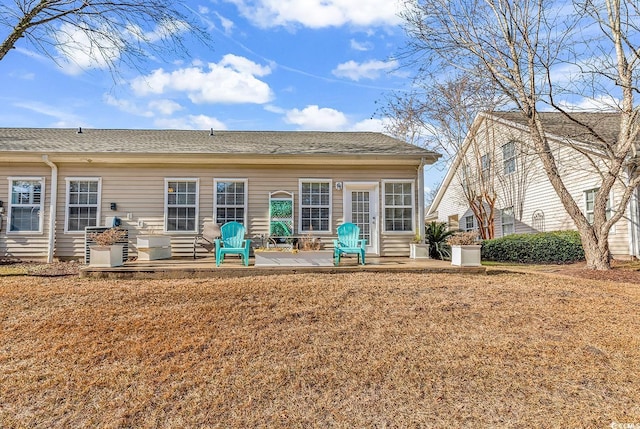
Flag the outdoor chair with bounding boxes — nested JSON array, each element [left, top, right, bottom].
[[215, 221, 251, 267], [333, 222, 366, 266], [193, 221, 221, 259]]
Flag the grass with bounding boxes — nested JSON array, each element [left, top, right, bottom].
[[1, 272, 639, 428]]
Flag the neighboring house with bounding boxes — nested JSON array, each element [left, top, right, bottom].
[[0, 128, 439, 261], [427, 111, 640, 260]]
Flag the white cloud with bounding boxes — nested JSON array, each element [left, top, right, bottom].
[[284, 105, 348, 130], [226, 0, 401, 28], [215, 12, 235, 34], [332, 59, 398, 81], [130, 54, 273, 104], [148, 99, 184, 115], [349, 117, 388, 132], [555, 95, 620, 112], [13, 100, 86, 127], [103, 94, 154, 117], [350, 39, 373, 51], [154, 115, 227, 130], [54, 23, 123, 75]]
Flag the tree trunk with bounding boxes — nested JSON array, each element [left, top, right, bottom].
[[580, 229, 611, 270]]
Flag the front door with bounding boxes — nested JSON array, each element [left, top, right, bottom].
[[343, 182, 379, 255]]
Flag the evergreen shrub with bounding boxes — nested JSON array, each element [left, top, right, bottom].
[[482, 230, 584, 264]]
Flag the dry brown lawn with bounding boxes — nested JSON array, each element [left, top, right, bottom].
[[1, 271, 639, 428]]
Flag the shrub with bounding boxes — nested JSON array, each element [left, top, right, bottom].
[[482, 230, 584, 264], [424, 221, 456, 260]]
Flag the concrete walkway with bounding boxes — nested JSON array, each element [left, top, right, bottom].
[[79, 256, 486, 279]]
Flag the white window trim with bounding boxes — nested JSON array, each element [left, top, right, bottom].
[[64, 177, 102, 234], [464, 214, 476, 232], [584, 187, 615, 233], [298, 178, 333, 234], [213, 178, 248, 226], [502, 141, 517, 175], [382, 179, 416, 234], [164, 178, 199, 233], [501, 207, 515, 236], [7, 176, 45, 234]]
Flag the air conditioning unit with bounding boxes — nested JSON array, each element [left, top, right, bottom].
[[84, 226, 129, 264]]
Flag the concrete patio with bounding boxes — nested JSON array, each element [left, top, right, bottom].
[[79, 256, 486, 279]]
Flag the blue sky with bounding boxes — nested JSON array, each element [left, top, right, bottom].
[[0, 0, 449, 190]]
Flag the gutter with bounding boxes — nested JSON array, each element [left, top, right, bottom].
[[418, 157, 426, 242], [42, 155, 58, 263]]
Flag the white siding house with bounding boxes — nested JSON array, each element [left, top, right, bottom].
[[427, 112, 639, 260]]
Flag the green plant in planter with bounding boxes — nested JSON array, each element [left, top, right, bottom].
[[424, 221, 457, 260]]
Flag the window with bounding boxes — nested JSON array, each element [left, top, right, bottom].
[[384, 181, 414, 232], [464, 215, 476, 232], [215, 179, 247, 225], [584, 188, 612, 224], [502, 141, 516, 174], [8, 178, 44, 233], [501, 207, 515, 236], [165, 179, 198, 232], [480, 153, 491, 182], [299, 180, 331, 232], [66, 178, 100, 232]]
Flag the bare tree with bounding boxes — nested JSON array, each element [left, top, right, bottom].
[[0, 1, 211, 73], [400, 0, 640, 270], [381, 71, 510, 238]]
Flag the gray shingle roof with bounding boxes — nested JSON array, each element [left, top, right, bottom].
[[0, 128, 439, 157], [490, 111, 635, 145]]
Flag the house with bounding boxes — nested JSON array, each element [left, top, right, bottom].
[[0, 128, 439, 262], [427, 111, 640, 260]]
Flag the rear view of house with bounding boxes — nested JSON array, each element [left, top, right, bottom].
[[0, 128, 439, 262]]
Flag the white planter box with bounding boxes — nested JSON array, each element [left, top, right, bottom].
[[451, 245, 482, 267], [254, 250, 333, 267], [410, 243, 429, 259], [137, 235, 171, 261], [89, 244, 124, 267]]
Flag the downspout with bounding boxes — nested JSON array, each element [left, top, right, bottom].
[[418, 157, 426, 242], [42, 155, 58, 263]]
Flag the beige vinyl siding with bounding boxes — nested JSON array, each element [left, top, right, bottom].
[[0, 164, 51, 260], [23, 162, 420, 259]]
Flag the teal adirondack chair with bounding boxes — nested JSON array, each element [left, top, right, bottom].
[[333, 222, 366, 266], [215, 221, 251, 267]]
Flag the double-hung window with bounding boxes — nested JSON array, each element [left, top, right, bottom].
[[480, 154, 491, 182], [464, 215, 476, 232], [383, 181, 414, 232], [214, 179, 247, 225], [8, 177, 44, 233], [299, 180, 331, 232], [502, 141, 517, 175], [165, 179, 198, 232], [66, 178, 100, 232], [501, 207, 515, 236], [584, 188, 612, 224]]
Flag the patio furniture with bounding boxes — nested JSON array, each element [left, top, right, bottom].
[[193, 222, 221, 259], [333, 222, 366, 266], [215, 221, 251, 267]]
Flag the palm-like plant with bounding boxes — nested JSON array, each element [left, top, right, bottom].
[[424, 221, 458, 260]]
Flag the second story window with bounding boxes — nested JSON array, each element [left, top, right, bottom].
[[502, 141, 516, 175]]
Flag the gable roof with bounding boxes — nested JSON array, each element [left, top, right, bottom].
[[0, 128, 439, 158], [490, 111, 639, 146], [426, 110, 632, 217]]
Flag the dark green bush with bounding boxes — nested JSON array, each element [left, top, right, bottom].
[[482, 230, 584, 264]]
